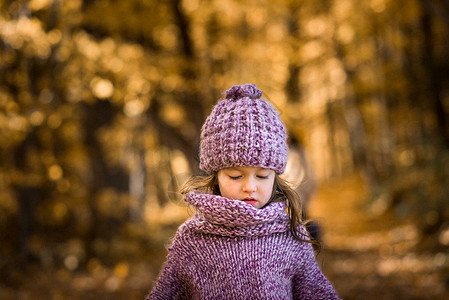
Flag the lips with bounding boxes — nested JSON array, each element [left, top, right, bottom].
[[242, 198, 257, 206]]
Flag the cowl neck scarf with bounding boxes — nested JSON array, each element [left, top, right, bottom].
[[183, 191, 290, 237]]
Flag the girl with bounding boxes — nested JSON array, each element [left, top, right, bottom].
[[147, 84, 340, 299]]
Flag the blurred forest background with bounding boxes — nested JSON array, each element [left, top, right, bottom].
[[1, 0, 449, 299]]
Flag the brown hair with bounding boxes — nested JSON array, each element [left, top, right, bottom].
[[181, 173, 320, 249]]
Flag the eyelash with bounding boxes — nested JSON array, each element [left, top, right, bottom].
[[229, 175, 268, 180]]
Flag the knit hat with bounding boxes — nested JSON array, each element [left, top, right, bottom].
[[199, 83, 288, 174]]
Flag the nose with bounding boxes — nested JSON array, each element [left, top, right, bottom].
[[242, 177, 256, 193]]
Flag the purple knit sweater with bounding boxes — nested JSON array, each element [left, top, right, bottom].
[[147, 191, 340, 300]]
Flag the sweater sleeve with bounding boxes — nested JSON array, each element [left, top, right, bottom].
[[145, 251, 184, 300], [146, 229, 191, 300], [292, 240, 341, 299]]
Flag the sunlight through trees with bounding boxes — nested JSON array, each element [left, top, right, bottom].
[[1, 0, 448, 298]]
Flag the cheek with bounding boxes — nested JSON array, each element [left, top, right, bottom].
[[263, 179, 276, 197], [218, 179, 236, 197]]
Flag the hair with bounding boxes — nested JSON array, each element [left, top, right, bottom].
[[181, 173, 321, 251]]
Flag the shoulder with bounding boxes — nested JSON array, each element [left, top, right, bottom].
[[167, 219, 212, 253], [278, 226, 316, 260], [168, 221, 195, 247], [263, 228, 313, 253]]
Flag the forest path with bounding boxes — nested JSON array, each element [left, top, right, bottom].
[[310, 174, 449, 300]]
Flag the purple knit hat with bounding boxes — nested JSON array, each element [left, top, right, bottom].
[[199, 84, 288, 174]]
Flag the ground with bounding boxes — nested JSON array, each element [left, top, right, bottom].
[[310, 174, 449, 300]]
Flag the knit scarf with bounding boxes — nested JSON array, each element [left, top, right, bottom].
[[183, 191, 290, 237]]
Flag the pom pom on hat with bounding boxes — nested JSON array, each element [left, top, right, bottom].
[[199, 84, 288, 174], [225, 83, 262, 100]]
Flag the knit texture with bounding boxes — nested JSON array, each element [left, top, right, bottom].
[[199, 84, 288, 174], [147, 192, 341, 300]]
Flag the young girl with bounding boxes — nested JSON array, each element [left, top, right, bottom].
[[147, 84, 340, 299]]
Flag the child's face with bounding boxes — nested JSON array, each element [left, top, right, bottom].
[[217, 166, 275, 209]]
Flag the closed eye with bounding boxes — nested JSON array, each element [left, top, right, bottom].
[[257, 175, 269, 179], [229, 176, 241, 180]]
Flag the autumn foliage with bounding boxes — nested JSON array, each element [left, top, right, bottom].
[[1, 0, 449, 298]]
